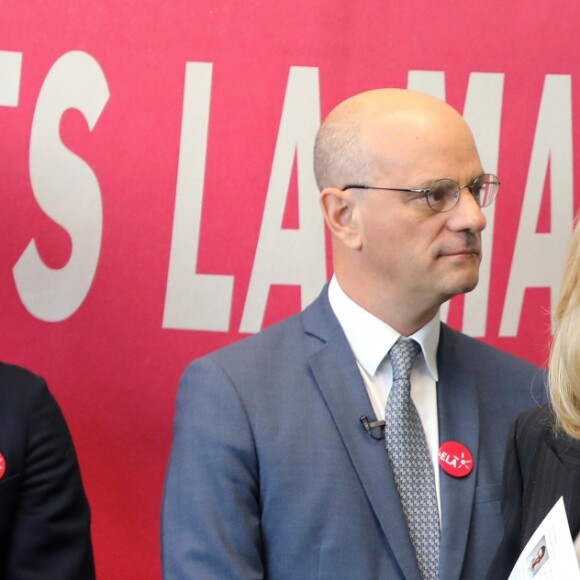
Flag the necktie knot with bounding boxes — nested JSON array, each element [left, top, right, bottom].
[[389, 338, 421, 382]]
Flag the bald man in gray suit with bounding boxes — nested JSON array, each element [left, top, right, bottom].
[[162, 88, 543, 579]]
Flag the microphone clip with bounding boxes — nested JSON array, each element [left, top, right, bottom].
[[360, 415, 385, 440]]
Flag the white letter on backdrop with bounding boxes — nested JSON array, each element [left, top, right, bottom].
[[239, 67, 326, 333], [163, 62, 234, 332], [407, 71, 504, 336], [459, 73, 504, 337], [0, 51, 22, 106], [13, 51, 109, 322], [500, 75, 573, 336]]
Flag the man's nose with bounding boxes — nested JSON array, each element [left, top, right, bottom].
[[446, 188, 487, 233]]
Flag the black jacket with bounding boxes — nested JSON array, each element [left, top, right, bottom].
[[489, 404, 580, 578], [0, 362, 95, 579]]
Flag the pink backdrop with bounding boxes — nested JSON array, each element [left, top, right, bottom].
[[1, 1, 578, 577]]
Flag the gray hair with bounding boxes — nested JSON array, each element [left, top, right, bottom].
[[313, 108, 374, 192]]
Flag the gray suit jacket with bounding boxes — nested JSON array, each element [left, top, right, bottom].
[[162, 287, 544, 579]]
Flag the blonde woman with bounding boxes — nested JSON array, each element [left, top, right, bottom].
[[489, 222, 580, 577]]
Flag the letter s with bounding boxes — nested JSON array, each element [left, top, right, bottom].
[[13, 51, 109, 321]]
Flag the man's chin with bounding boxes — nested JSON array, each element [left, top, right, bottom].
[[460, 278, 479, 294], [442, 274, 480, 299]]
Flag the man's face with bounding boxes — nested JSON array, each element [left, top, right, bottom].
[[352, 116, 486, 314]]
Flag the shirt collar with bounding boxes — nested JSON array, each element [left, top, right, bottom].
[[328, 275, 440, 381]]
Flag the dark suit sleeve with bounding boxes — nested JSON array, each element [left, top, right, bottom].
[[161, 358, 264, 580], [3, 376, 95, 579], [502, 416, 527, 553], [487, 418, 524, 580]]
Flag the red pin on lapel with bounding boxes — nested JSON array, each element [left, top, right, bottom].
[[0, 453, 5, 480], [438, 441, 473, 478]]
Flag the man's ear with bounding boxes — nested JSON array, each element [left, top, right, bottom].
[[319, 187, 362, 250]]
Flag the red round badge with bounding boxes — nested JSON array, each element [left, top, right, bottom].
[[438, 441, 473, 478], [0, 453, 5, 480]]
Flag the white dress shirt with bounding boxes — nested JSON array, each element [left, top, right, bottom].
[[328, 276, 442, 515]]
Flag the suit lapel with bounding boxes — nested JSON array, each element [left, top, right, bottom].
[[436, 325, 479, 580], [302, 291, 422, 579]]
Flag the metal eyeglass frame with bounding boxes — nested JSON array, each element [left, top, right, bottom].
[[340, 173, 500, 213]]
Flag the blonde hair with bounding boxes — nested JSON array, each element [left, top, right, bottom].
[[549, 218, 580, 438]]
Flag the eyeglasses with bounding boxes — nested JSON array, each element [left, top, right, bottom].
[[341, 173, 500, 213]]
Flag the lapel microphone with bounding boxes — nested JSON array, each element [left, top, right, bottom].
[[360, 415, 385, 440]]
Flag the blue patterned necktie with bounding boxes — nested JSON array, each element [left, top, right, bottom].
[[385, 338, 440, 580]]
